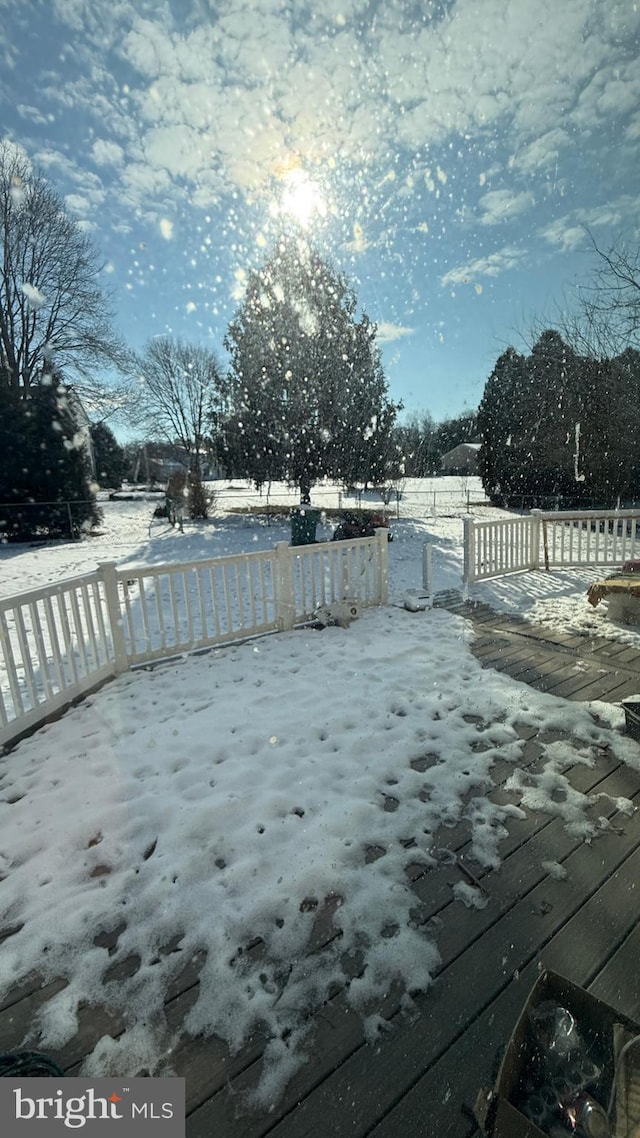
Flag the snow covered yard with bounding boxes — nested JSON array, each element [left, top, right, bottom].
[[2, 480, 640, 1120]]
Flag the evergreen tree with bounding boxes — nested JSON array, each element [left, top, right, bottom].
[[90, 422, 125, 489], [0, 371, 99, 541], [221, 236, 400, 499], [477, 347, 529, 502]]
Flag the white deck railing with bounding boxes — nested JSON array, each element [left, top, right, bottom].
[[0, 533, 388, 750], [464, 508, 640, 583]]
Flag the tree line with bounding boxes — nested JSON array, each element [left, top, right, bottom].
[[478, 333, 640, 509], [476, 229, 640, 509]]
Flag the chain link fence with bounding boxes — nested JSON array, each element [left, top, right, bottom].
[[0, 500, 98, 542]]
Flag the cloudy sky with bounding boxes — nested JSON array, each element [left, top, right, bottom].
[[1, 0, 639, 422]]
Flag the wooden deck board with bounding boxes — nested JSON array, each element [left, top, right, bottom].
[[442, 593, 640, 706]]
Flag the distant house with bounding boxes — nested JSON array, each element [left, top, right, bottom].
[[440, 442, 481, 475]]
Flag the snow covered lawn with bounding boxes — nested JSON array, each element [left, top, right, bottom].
[[1, 481, 640, 1105]]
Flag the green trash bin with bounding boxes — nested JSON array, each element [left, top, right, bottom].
[[291, 507, 320, 546]]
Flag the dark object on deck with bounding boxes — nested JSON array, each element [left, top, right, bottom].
[[622, 700, 640, 742], [291, 507, 321, 546], [0, 1050, 65, 1077], [474, 970, 640, 1137], [332, 510, 389, 541]]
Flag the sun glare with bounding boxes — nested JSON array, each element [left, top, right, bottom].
[[276, 169, 326, 228]]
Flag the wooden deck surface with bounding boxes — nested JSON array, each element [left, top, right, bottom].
[[2, 597, 640, 1137], [439, 590, 640, 704]]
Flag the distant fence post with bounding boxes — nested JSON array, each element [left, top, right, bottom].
[[98, 562, 129, 674], [463, 516, 475, 583], [273, 542, 296, 631], [530, 510, 542, 570]]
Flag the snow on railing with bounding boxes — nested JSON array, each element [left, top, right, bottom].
[[0, 533, 388, 750], [463, 508, 640, 582]]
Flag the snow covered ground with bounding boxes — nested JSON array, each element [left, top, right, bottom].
[[1, 477, 640, 1105]]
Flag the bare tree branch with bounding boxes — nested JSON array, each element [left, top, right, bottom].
[[129, 337, 224, 475], [0, 142, 128, 397]]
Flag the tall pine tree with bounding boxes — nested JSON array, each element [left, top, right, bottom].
[[221, 237, 401, 499]]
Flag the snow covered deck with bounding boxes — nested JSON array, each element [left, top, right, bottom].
[[2, 598, 640, 1137]]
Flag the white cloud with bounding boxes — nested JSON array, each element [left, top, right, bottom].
[[92, 139, 124, 167], [441, 246, 526, 287], [512, 128, 570, 173], [376, 322, 414, 344], [539, 217, 585, 251], [143, 125, 209, 181], [159, 217, 173, 240], [16, 103, 49, 125], [478, 189, 535, 226], [64, 192, 93, 215]]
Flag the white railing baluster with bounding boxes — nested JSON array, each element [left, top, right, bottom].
[[56, 590, 80, 688], [68, 588, 90, 677], [90, 581, 108, 666], [246, 561, 257, 631], [209, 566, 222, 639], [14, 608, 39, 711], [29, 601, 53, 702], [121, 580, 137, 659], [80, 584, 100, 670], [136, 577, 152, 653], [182, 570, 195, 645], [309, 550, 319, 609], [147, 574, 163, 651], [222, 562, 234, 634], [234, 563, 245, 629], [167, 572, 181, 646], [1, 610, 25, 717], [196, 567, 208, 640], [43, 595, 65, 692]]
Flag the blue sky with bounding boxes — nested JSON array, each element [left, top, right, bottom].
[[1, 0, 639, 424]]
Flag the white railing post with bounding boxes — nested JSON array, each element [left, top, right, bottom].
[[98, 562, 129, 674], [273, 542, 296, 631], [375, 529, 389, 604], [463, 516, 476, 583], [530, 510, 541, 570]]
